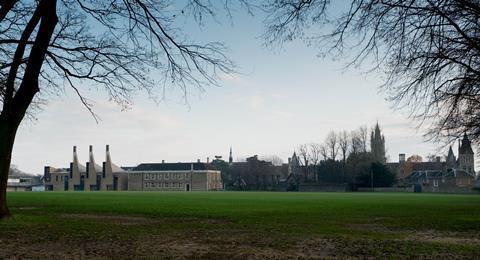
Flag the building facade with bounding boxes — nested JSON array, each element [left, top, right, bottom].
[[127, 163, 222, 191], [388, 134, 477, 192], [44, 145, 221, 192]]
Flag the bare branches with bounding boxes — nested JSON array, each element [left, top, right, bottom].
[[264, 0, 480, 147], [0, 0, 247, 121]]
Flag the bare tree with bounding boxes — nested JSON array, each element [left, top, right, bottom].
[[320, 144, 328, 161], [338, 130, 349, 181], [338, 131, 349, 163], [309, 142, 321, 182], [0, 1, 246, 219], [350, 130, 362, 156], [358, 126, 369, 153], [325, 131, 338, 161], [260, 154, 284, 166], [297, 143, 309, 181], [264, 1, 480, 147]]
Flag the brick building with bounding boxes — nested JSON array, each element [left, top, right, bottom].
[[44, 146, 221, 192]]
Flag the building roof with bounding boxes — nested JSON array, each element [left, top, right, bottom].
[[132, 162, 217, 171], [408, 170, 444, 180], [411, 162, 445, 171]]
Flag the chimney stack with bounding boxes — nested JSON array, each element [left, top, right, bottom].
[[399, 153, 406, 163], [89, 145, 93, 152], [73, 146, 77, 153], [106, 144, 109, 152], [207, 157, 210, 163], [197, 159, 200, 163], [162, 160, 165, 163], [436, 156, 441, 162]]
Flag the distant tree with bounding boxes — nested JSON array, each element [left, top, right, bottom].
[[358, 126, 369, 153], [404, 155, 424, 177], [346, 151, 374, 185], [320, 144, 328, 161], [210, 158, 230, 187], [260, 155, 284, 166], [0, 1, 245, 218], [351, 128, 368, 155], [338, 130, 349, 181], [407, 155, 423, 163], [308, 143, 322, 181], [426, 154, 442, 162], [263, 0, 480, 150], [297, 144, 310, 181], [325, 131, 338, 161], [318, 159, 343, 183], [356, 162, 396, 188]]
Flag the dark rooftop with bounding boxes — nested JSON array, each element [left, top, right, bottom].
[[132, 163, 217, 172]]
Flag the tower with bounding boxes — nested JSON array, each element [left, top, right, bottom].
[[458, 133, 474, 174], [370, 122, 386, 163], [229, 146, 233, 164], [446, 146, 456, 169]]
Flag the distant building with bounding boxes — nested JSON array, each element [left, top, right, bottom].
[[7, 175, 42, 192], [7, 167, 42, 192], [370, 122, 386, 163], [127, 163, 222, 191], [43, 145, 221, 192], [388, 134, 477, 192], [44, 145, 127, 191]]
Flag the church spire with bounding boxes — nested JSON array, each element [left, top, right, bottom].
[[229, 146, 233, 164]]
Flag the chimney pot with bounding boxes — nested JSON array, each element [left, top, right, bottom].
[[89, 145, 93, 152], [73, 146, 77, 153], [197, 159, 200, 163], [162, 160, 165, 163], [399, 153, 406, 163], [106, 144, 109, 152]]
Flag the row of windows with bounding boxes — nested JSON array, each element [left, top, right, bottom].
[[144, 182, 185, 188], [144, 173, 189, 181], [55, 175, 69, 182]]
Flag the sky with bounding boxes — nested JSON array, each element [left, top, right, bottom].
[[11, 3, 452, 174]]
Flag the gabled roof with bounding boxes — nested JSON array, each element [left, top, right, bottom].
[[410, 162, 445, 171], [444, 169, 476, 178], [408, 170, 444, 180], [132, 162, 217, 171]]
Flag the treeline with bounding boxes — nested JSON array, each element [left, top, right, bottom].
[[296, 124, 395, 188], [211, 123, 396, 190]]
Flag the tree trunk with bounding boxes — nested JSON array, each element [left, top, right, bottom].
[[0, 116, 20, 219]]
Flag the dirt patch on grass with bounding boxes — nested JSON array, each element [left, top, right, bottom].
[[347, 223, 393, 233], [2, 229, 479, 259], [407, 230, 480, 246], [62, 213, 155, 225], [61, 213, 232, 227]]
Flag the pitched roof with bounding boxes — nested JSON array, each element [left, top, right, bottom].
[[411, 162, 445, 171], [132, 162, 217, 171]]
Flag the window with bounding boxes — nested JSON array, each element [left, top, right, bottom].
[[56, 175, 58, 182]]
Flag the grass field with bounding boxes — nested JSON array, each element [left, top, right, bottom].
[[1, 192, 480, 259]]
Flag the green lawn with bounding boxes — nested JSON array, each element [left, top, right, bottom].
[[1, 192, 480, 258]]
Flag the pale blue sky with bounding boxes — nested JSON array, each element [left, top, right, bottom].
[[12, 3, 447, 173]]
